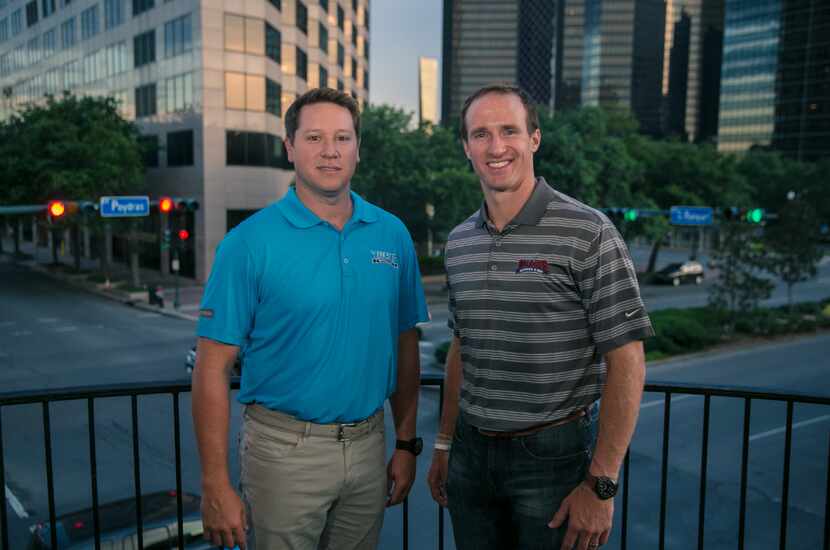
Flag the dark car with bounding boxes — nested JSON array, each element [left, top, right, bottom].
[[27, 490, 219, 549], [654, 260, 705, 286], [186, 345, 242, 377]]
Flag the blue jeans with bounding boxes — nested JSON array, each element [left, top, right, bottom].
[[447, 405, 598, 550]]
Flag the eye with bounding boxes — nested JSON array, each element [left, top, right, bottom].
[[337, 134, 352, 142], [472, 131, 487, 139], [306, 135, 320, 142], [504, 128, 518, 135]]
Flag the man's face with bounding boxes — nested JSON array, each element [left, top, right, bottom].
[[462, 92, 540, 195], [285, 102, 360, 199]]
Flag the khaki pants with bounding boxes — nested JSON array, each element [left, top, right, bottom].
[[240, 405, 386, 550]]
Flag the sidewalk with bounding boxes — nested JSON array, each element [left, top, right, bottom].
[[2, 236, 451, 322]]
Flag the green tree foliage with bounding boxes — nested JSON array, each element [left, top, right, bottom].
[[0, 93, 145, 204]]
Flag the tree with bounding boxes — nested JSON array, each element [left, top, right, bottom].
[[0, 93, 146, 277], [708, 222, 774, 327]]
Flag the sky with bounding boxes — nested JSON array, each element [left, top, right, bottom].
[[368, 0, 443, 119]]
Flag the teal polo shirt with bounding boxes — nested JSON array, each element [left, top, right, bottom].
[[197, 188, 429, 423]]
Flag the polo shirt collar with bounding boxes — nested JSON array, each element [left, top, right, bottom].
[[279, 186, 378, 228], [475, 177, 555, 228]]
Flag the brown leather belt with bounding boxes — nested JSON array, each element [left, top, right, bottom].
[[477, 408, 587, 438]]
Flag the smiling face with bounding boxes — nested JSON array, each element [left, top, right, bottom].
[[462, 92, 540, 197], [284, 101, 360, 200]]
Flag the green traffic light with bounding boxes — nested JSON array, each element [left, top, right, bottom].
[[624, 209, 639, 222], [746, 208, 763, 223]]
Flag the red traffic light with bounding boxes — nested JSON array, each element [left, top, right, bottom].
[[159, 197, 173, 213], [178, 229, 190, 241], [48, 201, 66, 218]]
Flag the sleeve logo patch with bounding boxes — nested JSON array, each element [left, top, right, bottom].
[[516, 259, 550, 274], [371, 250, 399, 269], [199, 309, 214, 318]]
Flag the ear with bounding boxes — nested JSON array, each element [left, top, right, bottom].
[[529, 128, 541, 153], [284, 137, 295, 163], [462, 139, 472, 160]]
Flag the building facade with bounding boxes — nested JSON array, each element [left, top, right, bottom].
[[0, 0, 370, 281], [717, 0, 829, 160], [418, 56, 438, 126]]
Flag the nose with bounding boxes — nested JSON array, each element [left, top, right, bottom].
[[321, 138, 339, 158], [487, 134, 507, 156]]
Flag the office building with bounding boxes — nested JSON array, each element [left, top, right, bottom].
[[418, 56, 438, 125], [0, 0, 371, 281]]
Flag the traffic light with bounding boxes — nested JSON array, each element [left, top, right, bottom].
[[178, 229, 190, 241], [159, 196, 173, 213], [721, 207, 739, 221], [48, 200, 66, 219], [175, 198, 199, 212], [746, 208, 764, 224], [624, 209, 639, 222]]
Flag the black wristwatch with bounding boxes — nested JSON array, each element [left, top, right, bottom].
[[584, 472, 618, 500], [395, 437, 423, 456]]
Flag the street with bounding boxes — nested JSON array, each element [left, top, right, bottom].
[[1, 255, 829, 549]]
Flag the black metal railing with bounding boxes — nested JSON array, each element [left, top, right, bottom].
[[1, 377, 828, 550]]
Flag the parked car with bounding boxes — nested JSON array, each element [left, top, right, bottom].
[[654, 261, 705, 286], [27, 490, 219, 549], [186, 345, 242, 377]]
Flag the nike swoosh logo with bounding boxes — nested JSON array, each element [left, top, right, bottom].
[[625, 309, 641, 318]]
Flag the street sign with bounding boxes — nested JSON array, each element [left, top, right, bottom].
[[670, 206, 713, 226], [99, 196, 150, 218]]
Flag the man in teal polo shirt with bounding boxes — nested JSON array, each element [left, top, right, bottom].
[[192, 88, 429, 550]]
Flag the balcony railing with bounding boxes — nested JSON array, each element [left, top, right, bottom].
[[1, 375, 828, 550]]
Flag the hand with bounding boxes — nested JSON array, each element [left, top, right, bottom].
[[549, 482, 613, 550], [201, 483, 248, 549], [426, 450, 449, 507], [386, 449, 416, 507]]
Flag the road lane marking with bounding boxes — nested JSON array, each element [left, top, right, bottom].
[[749, 415, 830, 442], [641, 395, 694, 409], [179, 304, 200, 312], [36, 318, 59, 323], [10, 330, 32, 336], [5, 484, 28, 518], [53, 326, 78, 333], [137, 312, 161, 318]]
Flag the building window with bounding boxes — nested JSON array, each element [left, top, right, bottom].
[[337, 42, 343, 68], [26, 1, 38, 27], [42, 0, 55, 18], [0, 19, 8, 43], [28, 36, 41, 65], [82, 51, 104, 82], [11, 10, 22, 36], [164, 13, 192, 58], [351, 57, 356, 79], [80, 5, 99, 40], [43, 27, 57, 56], [225, 14, 264, 55], [319, 65, 328, 88], [336, 4, 343, 31], [61, 17, 74, 48], [266, 78, 280, 116], [132, 0, 153, 17], [363, 68, 368, 90], [105, 41, 128, 76], [165, 72, 192, 112], [104, 0, 123, 29], [134, 29, 155, 67], [296, 1, 307, 34], [351, 25, 356, 47], [226, 131, 289, 168], [337, 78, 343, 91], [167, 130, 194, 166], [267, 0, 280, 10], [0, 54, 9, 77], [364, 38, 368, 60], [224, 72, 265, 111], [296, 46, 307, 81], [64, 59, 81, 87], [364, 7, 368, 30], [139, 135, 159, 167], [135, 83, 157, 117], [318, 21, 328, 52], [319, 0, 327, 12], [265, 23, 280, 63]]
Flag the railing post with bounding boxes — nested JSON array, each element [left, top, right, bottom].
[[131, 395, 144, 550], [738, 398, 751, 550], [0, 407, 8, 550], [659, 393, 671, 550], [87, 398, 101, 550], [173, 392, 184, 550], [779, 401, 794, 550], [697, 395, 711, 550], [42, 401, 58, 550]]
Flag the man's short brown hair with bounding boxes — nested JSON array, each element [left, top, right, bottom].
[[284, 88, 361, 143], [459, 84, 540, 142]]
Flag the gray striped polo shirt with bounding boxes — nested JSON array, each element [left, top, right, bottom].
[[446, 177, 654, 432]]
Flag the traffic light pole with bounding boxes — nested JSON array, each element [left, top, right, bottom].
[[172, 246, 180, 309]]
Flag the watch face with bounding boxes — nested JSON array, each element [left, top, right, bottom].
[[413, 437, 423, 456], [596, 476, 618, 499]]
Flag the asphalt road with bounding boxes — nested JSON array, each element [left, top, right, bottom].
[[1, 256, 829, 549]]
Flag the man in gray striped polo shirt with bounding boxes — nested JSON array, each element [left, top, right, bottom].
[[427, 84, 654, 550]]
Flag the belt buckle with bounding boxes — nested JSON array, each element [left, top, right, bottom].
[[337, 422, 358, 441]]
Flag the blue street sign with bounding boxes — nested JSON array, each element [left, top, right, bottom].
[[670, 206, 713, 226], [99, 196, 150, 218]]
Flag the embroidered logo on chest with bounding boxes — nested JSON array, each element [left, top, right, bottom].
[[371, 250, 399, 269], [516, 259, 550, 274]]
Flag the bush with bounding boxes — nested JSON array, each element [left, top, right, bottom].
[[419, 255, 445, 276]]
